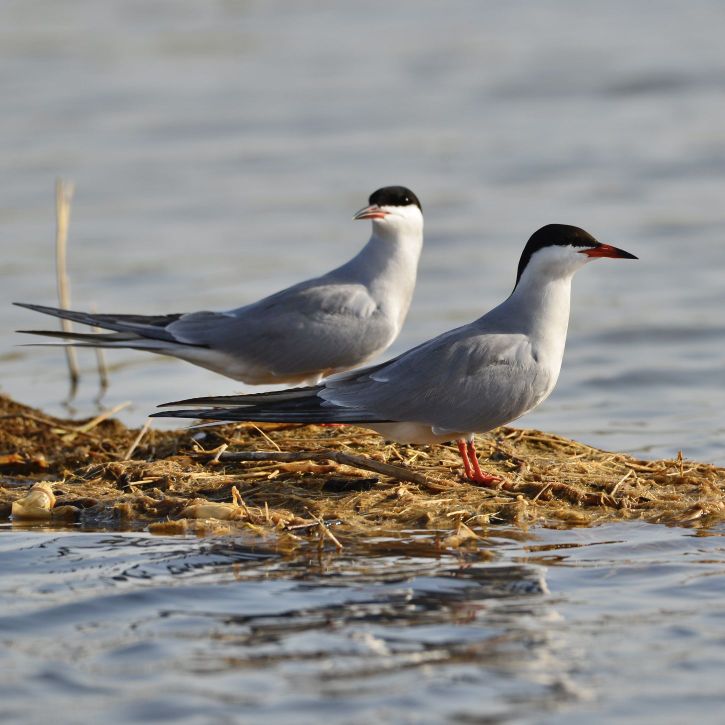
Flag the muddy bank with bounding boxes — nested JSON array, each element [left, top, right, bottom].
[[1, 394, 723, 548]]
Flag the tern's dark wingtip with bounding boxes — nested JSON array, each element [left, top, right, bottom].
[[14, 301, 50, 308], [156, 395, 231, 408], [149, 408, 193, 417]]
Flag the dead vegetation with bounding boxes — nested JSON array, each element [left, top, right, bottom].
[[1, 393, 723, 549]]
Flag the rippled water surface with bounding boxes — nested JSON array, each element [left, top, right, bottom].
[[1, 0, 724, 463], [2, 3, 725, 721], [1, 522, 724, 723]]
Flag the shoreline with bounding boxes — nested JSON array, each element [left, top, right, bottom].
[[1, 394, 723, 548]]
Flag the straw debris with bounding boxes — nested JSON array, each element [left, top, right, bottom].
[[1, 394, 723, 547]]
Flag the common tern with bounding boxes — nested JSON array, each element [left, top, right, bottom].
[[153, 224, 637, 484], [15, 186, 424, 385]]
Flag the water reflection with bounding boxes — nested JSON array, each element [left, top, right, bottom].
[[0, 530, 571, 721], [1, 523, 722, 721]]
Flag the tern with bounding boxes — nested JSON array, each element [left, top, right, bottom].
[[152, 224, 637, 484], [15, 186, 424, 385]]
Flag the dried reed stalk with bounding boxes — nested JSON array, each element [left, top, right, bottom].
[[54, 179, 79, 396], [123, 419, 152, 461]]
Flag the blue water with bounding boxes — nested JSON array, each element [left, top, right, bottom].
[[1, 3, 725, 721], [0, 523, 723, 723]]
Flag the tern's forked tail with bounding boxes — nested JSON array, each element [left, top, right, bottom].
[[151, 387, 388, 425]]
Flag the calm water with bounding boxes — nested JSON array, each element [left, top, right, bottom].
[[1, 0, 724, 464], [2, 2, 725, 721], [0, 523, 724, 724]]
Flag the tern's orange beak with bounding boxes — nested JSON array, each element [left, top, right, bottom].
[[580, 243, 638, 259], [353, 205, 389, 221]]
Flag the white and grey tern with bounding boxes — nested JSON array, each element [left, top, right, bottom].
[[15, 186, 424, 385], [152, 224, 637, 484]]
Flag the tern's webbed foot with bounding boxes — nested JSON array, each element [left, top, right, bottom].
[[457, 439, 501, 486], [464, 470, 501, 486]]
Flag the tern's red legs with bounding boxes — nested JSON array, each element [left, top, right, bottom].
[[457, 439, 501, 485]]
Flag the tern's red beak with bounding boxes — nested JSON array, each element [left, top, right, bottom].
[[353, 205, 389, 221], [580, 243, 638, 259]]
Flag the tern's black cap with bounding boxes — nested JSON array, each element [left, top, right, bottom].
[[368, 186, 422, 211], [515, 224, 599, 285]]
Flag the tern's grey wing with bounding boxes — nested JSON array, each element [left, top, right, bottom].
[[165, 282, 396, 378], [321, 324, 555, 433]]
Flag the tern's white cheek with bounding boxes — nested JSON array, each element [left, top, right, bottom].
[[374, 206, 423, 238], [525, 245, 587, 280]]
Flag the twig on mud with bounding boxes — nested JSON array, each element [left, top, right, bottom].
[[74, 401, 131, 434], [201, 448, 443, 490], [609, 469, 632, 497], [306, 509, 344, 550], [123, 419, 152, 461]]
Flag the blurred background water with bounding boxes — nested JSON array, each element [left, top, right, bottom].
[[2, 3, 725, 722], [1, 0, 724, 464]]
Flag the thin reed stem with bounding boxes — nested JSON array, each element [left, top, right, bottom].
[[54, 178, 79, 398]]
